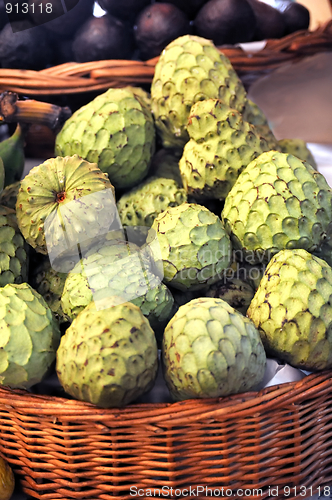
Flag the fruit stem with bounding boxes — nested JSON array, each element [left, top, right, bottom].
[[0, 91, 72, 132]]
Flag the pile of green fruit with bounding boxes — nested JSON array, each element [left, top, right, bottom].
[[0, 0, 310, 69], [1, 33, 331, 410]]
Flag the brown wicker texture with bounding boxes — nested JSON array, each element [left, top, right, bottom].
[[0, 21, 332, 96], [1, 372, 332, 499]]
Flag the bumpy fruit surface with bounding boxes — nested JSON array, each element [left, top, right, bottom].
[[163, 297, 266, 400], [247, 249, 332, 371], [55, 88, 155, 189], [117, 176, 187, 227], [278, 138, 317, 170], [149, 203, 232, 290], [222, 151, 332, 264], [205, 277, 255, 316], [0, 158, 4, 193], [16, 155, 114, 257], [0, 205, 28, 286], [242, 100, 280, 151], [61, 238, 174, 332], [0, 181, 20, 210], [149, 148, 183, 186], [0, 283, 61, 389], [56, 299, 158, 408], [179, 98, 269, 200], [151, 34, 247, 149]]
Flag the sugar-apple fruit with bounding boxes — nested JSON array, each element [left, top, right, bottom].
[[163, 296, 266, 401], [151, 34, 247, 149], [242, 99, 280, 151], [149, 148, 183, 186], [0, 283, 61, 389], [0, 181, 20, 210], [56, 299, 158, 408], [278, 138, 317, 170], [149, 203, 232, 291], [55, 88, 155, 189], [179, 98, 270, 200], [222, 151, 332, 264], [0, 205, 28, 287], [247, 249, 332, 371]]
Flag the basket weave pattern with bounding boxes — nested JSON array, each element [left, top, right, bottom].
[[0, 21, 331, 96], [1, 372, 332, 499]]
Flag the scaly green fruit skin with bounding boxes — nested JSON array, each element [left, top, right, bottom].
[[205, 277, 255, 316], [0, 181, 20, 210], [16, 155, 114, 255], [0, 205, 28, 287], [242, 100, 280, 151], [162, 297, 266, 401], [61, 239, 174, 333], [247, 249, 332, 371], [117, 176, 187, 227], [0, 158, 4, 193], [149, 203, 232, 291], [179, 99, 269, 200], [0, 124, 25, 187], [149, 149, 183, 186], [56, 299, 158, 408], [278, 139, 317, 170], [151, 35, 247, 150], [55, 88, 155, 190], [222, 151, 332, 264], [0, 283, 61, 389]]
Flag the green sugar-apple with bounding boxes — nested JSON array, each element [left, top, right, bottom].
[[163, 297, 266, 401], [0, 205, 28, 287], [151, 34, 247, 150], [0, 283, 61, 389], [0, 158, 4, 193], [179, 98, 270, 200], [278, 138, 317, 170], [222, 151, 332, 264], [56, 299, 158, 408], [149, 203, 232, 291], [55, 88, 155, 190], [0, 181, 20, 210], [117, 176, 187, 228], [61, 238, 174, 333], [247, 249, 332, 371], [149, 148, 183, 187], [205, 277, 255, 316], [242, 100, 280, 151], [16, 155, 115, 261]]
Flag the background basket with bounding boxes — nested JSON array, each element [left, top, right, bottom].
[[0, 372, 332, 499], [0, 21, 332, 97]]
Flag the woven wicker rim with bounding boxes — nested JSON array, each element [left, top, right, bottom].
[[0, 21, 331, 95]]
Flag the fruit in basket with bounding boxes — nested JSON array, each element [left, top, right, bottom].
[[0, 205, 28, 287], [16, 155, 115, 260], [0, 181, 20, 210], [242, 99, 280, 151], [97, 0, 151, 23], [205, 274, 255, 315], [0, 283, 61, 389], [281, 2, 310, 35], [55, 88, 156, 190], [72, 15, 135, 63], [156, 0, 208, 19], [149, 203, 232, 290], [0, 123, 25, 187], [247, 249, 332, 371], [56, 299, 158, 408], [163, 297, 266, 400], [247, 0, 285, 40], [117, 176, 187, 228], [179, 98, 269, 200], [134, 3, 191, 60], [149, 149, 183, 186], [61, 238, 174, 333], [150, 34, 247, 150], [0, 456, 15, 500], [194, 0, 257, 45], [278, 138, 317, 169], [222, 150, 332, 264]]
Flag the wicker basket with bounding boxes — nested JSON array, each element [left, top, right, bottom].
[[0, 21, 331, 96], [1, 371, 332, 499]]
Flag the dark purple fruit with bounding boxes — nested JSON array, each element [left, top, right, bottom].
[[29, 0, 94, 38], [134, 3, 191, 60], [72, 14, 134, 63], [194, 0, 257, 45], [0, 0, 9, 29], [247, 0, 285, 40], [0, 22, 52, 69], [282, 2, 310, 35], [155, 0, 208, 19], [97, 0, 150, 23]]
